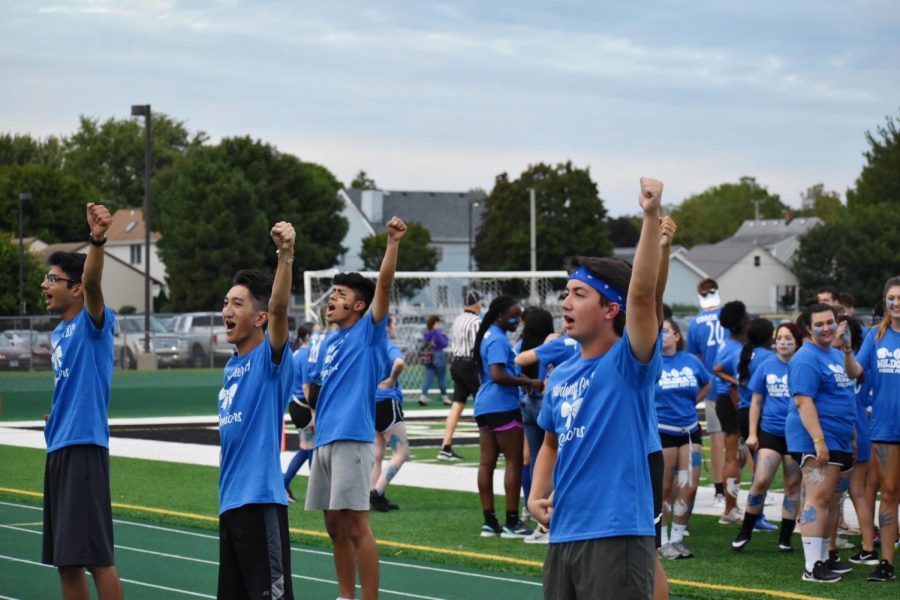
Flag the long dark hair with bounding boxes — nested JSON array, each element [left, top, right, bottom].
[[738, 318, 774, 385], [474, 295, 519, 372], [519, 307, 554, 379]]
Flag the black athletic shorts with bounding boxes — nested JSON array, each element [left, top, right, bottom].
[[288, 399, 312, 431], [307, 382, 321, 411], [715, 392, 739, 435], [42, 444, 115, 567], [738, 407, 757, 441], [475, 408, 523, 432], [450, 358, 480, 404], [758, 429, 789, 456], [375, 399, 405, 433], [658, 429, 702, 449], [790, 450, 854, 473], [218, 503, 294, 600], [648, 451, 664, 549]]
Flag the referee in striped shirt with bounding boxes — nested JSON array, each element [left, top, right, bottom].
[[437, 291, 484, 460]]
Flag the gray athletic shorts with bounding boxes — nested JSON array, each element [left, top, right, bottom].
[[305, 441, 375, 511], [543, 536, 655, 600], [704, 398, 723, 434]]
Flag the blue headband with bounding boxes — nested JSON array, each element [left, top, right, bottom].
[[569, 267, 626, 314]]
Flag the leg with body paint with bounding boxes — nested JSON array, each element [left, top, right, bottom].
[[778, 454, 801, 549], [723, 431, 742, 515], [733, 449, 779, 550], [371, 432, 386, 490], [670, 444, 699, 554], [849, 458, 877, 556], [798, 460, 840, 572], [827, 471, 850, 553], [373, 424, 410, 495], [875, 443, 900, 565]]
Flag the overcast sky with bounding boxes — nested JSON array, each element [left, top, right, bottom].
[[3, 0, 899, 215]]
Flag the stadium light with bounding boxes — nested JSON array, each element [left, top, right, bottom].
[[131, 104, 152, 354], [18, 192, 32, 316]]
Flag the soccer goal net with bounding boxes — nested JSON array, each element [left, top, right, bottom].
[[302, 269, 568, 398]]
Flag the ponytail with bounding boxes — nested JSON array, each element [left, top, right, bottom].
[[738, 318, 774, 385], [473, 295, 519, 373]]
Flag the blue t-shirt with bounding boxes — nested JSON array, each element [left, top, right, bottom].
[[786, 343, 856, 454], [306, 331, 329, 385], [375, 341, 404, 403], [474, 325, 521, 417], [655, 352, 710, 431], [314, 313, 388, 447], [291, 346, 310, 400], [734, 347, 774, 410], [535, 335, 581, 378], [856, 327, 900, 442], [45, 306, 116, 453], [538, 330, 661, 543], [218, 336, 294, 514], [687, 308, 727, 368], [713, 338, 743, 396], [855, 373, 873, 462], [749, 356, 791, 437]]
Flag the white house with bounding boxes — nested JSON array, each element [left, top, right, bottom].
[[103, 208, 167, 293]]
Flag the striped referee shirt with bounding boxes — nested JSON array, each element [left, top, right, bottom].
[[449, 310, 481, 359]]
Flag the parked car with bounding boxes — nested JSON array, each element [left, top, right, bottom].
[[164, 312, 233, 367], [0, 332, 31, 371], [115, 315, 191, 369], [2, 329, 53, 370]]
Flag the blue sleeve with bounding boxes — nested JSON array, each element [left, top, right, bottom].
[[366, 312, 388, 346], [748, 361, 767, 395], [856, 329, 876, 372], [538, 393, 554, 431], [692, 355, 712, 388], [86, 306, 116, 338], [485, 335, 510, 367], [614, 329, 662, 389], [686, 321, 700, 356], [789, 356, 821, 399]]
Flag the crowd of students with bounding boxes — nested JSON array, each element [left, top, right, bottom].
[[36, 181, 900, 600]]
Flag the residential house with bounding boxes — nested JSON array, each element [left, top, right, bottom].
[[103, 208, 167, 293]]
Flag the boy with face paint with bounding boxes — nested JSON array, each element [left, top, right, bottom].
[[304, 216, 407, 600], [686, 278, 729, 507]]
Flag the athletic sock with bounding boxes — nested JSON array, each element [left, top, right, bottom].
[[779, 519, 796, 546], [714, 483, 725, 496], [521, 464, 532, 505], [505, 511, 518, 527], [670, 523, 687, 545], [483, 510, 498, 525], [660, 525, 670, 546], [739, 512, 759, 538], [283, 448, 310, 487], [442, 444, 452, 452], [802, 536, 823, 571]]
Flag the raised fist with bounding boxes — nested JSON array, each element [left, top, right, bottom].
[[659, 216, 677, 248], [639, 177, 664, 213], [86, 203, 112, 239], [270, 221, 296, 251], [386, 216, 407, 242]]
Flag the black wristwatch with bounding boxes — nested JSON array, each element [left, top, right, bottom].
[[89, 234, 107, 247]]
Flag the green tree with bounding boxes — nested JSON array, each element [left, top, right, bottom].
[[474, 162, 611, 273], [0, 233, 46, 315], [606, 215, 641, 247], [61, 114, 207, 209], [359, 222, 438, 299], [847, 109, 900, 208], [0, 164, 98, 243], [669, 177, 788, 247], [351, 170, 377, 190], [796, 183, 844, 222], [0, 133, 64, 168], [154, 148, 269, 310]]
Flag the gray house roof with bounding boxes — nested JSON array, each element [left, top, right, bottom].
[[344, 189, 486, 241], [730, 217, 823, 245], [681, 241, 761, 279]]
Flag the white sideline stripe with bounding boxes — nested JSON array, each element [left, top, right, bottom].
[[0, 553, 214, 598], [0, 594, 22, 600], [0, 503, 539, 589]]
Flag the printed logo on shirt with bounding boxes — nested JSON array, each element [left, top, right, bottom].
[[765, 373, 790, 397], [826, 363, 854, 388], [658, 367, 698, 390], [50, 340, 69, 382], [321, 337, 345, 380], [226, 360, 252, 381], [218, 383, 242, 426], [551, 375, 591, 448], [875, 347, 900, 374]]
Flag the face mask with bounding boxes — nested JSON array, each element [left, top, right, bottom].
[[698, 290, 721, 310], [813, 323, 837, 336]]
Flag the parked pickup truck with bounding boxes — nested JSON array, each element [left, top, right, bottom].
[[115, 315, 191, 369], [164, 312, 234, 368]]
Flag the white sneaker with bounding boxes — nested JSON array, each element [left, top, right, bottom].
[[524, 525, 550, 544], [712, 493, 726, 508], [521, 507, 534, 523], [836, 535, 855, 550], [764, 493, 775, 506], [658, 543, 682, 560], [718, 508, 742, 525]]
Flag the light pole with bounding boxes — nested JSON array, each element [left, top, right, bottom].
[[18, 192, 31, 316], [131, 104, 152, 354], [468, 200, 480, 271]]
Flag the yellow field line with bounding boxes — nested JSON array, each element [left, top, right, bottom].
[[0, 486, 830, 599]]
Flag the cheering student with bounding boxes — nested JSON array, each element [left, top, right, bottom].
[[41, 203, 122, 600], [848, 276, 900, 581], [217, 222, 296, 599], [786, 303, 859, 583], [305, 216, 407, 600], [529, 178, 665, 599]]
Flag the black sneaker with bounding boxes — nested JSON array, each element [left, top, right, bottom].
[[370, 491, 391, 513], [481, 521, 502, 537], [778, 542, 794, 553], [731, 530, 752, 552], [827, 552, 853, 575], [868, 560, 896, 582], [802, 561, 842, 583], [437, 448, 464, 461], [849, 549, 880, 565], [285, 486, 296, 503], [500, 520, 534, 539], [382, 494, 399, 511]]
